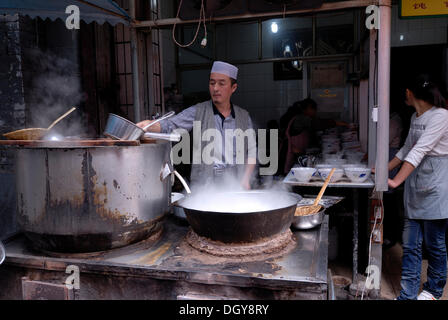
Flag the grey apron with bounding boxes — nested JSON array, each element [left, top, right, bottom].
[[404, 155, 448, 220]]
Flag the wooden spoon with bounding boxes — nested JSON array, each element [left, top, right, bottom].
[[46, 107, 77, 130], [308, 168, 336, 214], [3, 107, 77, 140]]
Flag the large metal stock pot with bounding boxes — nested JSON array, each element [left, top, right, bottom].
[[13, 140, 171, 252]]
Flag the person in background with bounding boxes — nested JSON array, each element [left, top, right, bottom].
[[282, 98, 349, 174], [279, 100, 302, 139], [281, 99, 313, 174], [137, 61, 257, 190], [278, 101, 302, 175], [387, 74, 448, 300]]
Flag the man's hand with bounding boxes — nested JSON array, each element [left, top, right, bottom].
[[136, 120, 151, 129], [241, 178, 251, 190], [136, 120, 161, 133], [388, 178, 400, 189]]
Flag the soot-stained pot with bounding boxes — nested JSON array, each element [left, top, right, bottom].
[[177, 191, 301, 243], [7, 139, 171, 253]]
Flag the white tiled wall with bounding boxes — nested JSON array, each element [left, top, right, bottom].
[[177, 62, 302, 129], [169, 18, 304, 129], [161, 5, 446, 128], [391, 4, 447, 47], [231, 62, 302, 129]]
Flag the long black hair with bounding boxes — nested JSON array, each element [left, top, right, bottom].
[[405, 74, 446, 108]]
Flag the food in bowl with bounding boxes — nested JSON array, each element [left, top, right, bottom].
[[344, 167, 371, 183], [291, 167, 317, 182], [318, 168, 344, 182], [294, 205, 323, 216], [292, 205, 326, 229]]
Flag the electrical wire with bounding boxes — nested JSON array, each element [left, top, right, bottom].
[[172, 0, 207, 48], [360, 188, 384, 300]]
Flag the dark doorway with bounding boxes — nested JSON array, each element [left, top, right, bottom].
[[390, 44, 448, 252], [390, 44, 447, 138]]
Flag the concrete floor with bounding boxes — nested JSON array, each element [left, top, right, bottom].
[[329, 243, 448, 300]]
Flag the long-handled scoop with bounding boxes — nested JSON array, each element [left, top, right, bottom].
[[141, 111, 175, 132], [3, 107, 77, 140], [295, 168, 336, 216]]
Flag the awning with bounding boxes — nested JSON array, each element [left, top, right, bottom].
[[0, 0, 131, 26]]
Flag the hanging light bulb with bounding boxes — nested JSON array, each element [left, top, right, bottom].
[[271, 22, 278, 33]]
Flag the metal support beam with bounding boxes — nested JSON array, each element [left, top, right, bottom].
[[352, 188, 359, 284], [368, 29, 377, 168], [375, 0, 391, 191], [130, 0, 141, 122], [176, 53, 354, 71], [133, 0, 378, 29]]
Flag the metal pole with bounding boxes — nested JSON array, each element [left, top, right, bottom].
[[367, 29, 377, 169], [352, 189, 359, 284], [176, 53, 354, 70], [156, 0, 165, 115], [130, 0, 141, 122], [133, 0, 378, 28], [375, 0, 391, 191]]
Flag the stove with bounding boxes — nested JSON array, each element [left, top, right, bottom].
[[184, 228, 295, 259], [0, 215, 330, 300]]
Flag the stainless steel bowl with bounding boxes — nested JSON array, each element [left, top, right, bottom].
[[104, 113, 145, 140], [291, 205, 326, 230]]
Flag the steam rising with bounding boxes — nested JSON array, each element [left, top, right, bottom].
[[180, 174, 298, 213], [26, 49, 86, 138]]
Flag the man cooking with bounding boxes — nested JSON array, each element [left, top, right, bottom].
[[137, 61, 257, 190]]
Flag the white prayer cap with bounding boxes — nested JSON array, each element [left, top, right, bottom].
[[211, 61, 238, 80]]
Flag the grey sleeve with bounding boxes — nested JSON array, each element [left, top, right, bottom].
[[159, 105, 197, 133], [404, 111, 448, 167]]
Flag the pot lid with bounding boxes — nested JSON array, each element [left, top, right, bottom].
[[0, 139, 145, 148]]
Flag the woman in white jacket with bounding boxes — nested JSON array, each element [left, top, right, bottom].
[[387, 75, 448, 300]]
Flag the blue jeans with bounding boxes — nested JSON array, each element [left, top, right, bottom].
[[397, 218, 448, 300]]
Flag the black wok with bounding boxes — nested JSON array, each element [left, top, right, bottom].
[[177, 191, 301, 243]]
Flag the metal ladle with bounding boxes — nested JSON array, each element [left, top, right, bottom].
[[104, 111, 176, 141], [141, 111, 176, 132]]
